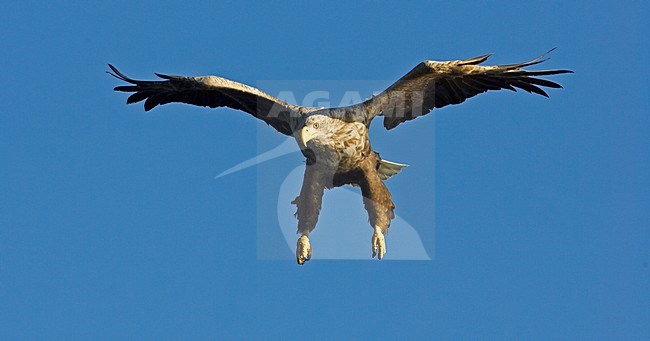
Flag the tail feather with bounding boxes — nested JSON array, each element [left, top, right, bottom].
[[377, 159, 408, 180]]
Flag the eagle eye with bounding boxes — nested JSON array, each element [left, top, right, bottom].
[[313, 123, 320, 129]]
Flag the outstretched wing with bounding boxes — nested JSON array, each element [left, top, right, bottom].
[[108, 65, 317, 136], [358, 49, 572, 130]]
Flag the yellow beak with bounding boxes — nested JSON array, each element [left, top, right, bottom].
[[300, 126, 316, 147]]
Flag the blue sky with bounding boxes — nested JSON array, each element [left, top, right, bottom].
[[1, 0, 648, 339]]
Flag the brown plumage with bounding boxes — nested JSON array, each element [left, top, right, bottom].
[[108, 49, 572, 264]]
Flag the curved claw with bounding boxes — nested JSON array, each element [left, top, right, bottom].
[[296, 235, 312, 265], [371, 226, 386, 260]]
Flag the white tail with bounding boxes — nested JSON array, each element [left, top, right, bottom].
[[378, 159, 408, 180]]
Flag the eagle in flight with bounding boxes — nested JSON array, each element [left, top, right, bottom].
[[109, 50, 571, 264]]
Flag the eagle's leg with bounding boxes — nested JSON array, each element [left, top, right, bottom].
[[296, 235, 312, 265], [359, 157, 395, 260], [371, 225, 386, 259], [292, 164, 326, 265]]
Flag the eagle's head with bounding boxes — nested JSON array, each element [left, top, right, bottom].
[[297, 114, 339, 148], [297, 113, 367, 168]]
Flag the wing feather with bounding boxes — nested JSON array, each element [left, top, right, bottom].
[[354, 50, 572, 129], [108, 64, 318, 135]]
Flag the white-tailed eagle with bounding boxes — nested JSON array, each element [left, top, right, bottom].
[[109, 49, 572, 264]]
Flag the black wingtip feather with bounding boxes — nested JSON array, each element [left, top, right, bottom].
[[500, 48, 564, 70], [524, 77, 564, 89], [126, 92, 152, 104], [511, 80, 549, 97], [459, 53, 492, 65], [107, 64, 132, 83], [144, 97, 156, 111], [114, 85, 139, 92], [524, 69, 574, 76], [154, 72, 185, 80]]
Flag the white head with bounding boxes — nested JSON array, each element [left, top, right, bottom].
[[297, 114, 338, 148]]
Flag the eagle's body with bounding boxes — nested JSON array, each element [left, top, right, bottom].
[[301, 114, 370, 171], [109, 50, 571, 264], [291, 113, 394, 262]]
